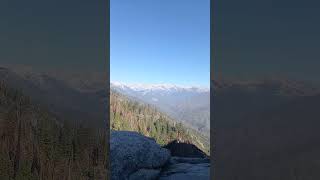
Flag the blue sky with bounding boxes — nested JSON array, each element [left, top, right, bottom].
[[110, 0, 210, 87]]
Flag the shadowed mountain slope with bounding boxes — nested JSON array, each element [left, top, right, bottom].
[[111, 82, 210, 136], [110, 90, 210, 155]]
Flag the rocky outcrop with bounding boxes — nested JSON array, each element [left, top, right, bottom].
[[129, 169, 161, 180], [110, 131, 210, 180], [110, 131, 171, 180], [163, 140, 209, 158], [159, 157, 210, 180]]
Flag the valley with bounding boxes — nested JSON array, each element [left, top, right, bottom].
[[110, 90, 210, 154], [111, 82, 210, 137]]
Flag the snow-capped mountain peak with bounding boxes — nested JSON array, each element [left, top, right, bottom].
[[110, 81, 209, 93], [110, 81, 210, 136]]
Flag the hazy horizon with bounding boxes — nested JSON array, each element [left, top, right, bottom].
[[111, 80, 210, 89]]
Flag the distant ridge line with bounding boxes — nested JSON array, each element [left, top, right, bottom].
[[110, 81, 210, 92]]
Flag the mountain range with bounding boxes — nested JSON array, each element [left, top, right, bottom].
[[0, 65, 211, 178], [6, 65, 320, 179], [110, 90, 210, 154], [111, 82, 210, 136]]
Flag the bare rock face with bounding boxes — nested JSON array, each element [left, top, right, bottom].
[[110, 131, 171, 180], [129, 169, 161, 180], [163, 140, 209, 158], [160, 141, 211, 180], [110, 131, 211, 180], [159, 157, 210, 180]]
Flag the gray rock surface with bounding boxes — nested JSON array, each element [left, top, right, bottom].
[[159, 157, 210, 180], [129, 169, 161, 180], [110, 131, 171, 180], [170, 157, 210, 164]]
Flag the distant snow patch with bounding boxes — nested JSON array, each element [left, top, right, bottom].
[[110, 81, 209, 93]]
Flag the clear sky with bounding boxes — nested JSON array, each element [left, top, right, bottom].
[[110, 0, 210, 87]]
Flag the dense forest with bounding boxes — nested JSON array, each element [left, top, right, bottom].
[[110, 90, 210, 154], [0, 82, 108, 180]]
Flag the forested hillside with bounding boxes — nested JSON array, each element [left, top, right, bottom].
[[110, 82, 210, 136], [0, 82, 107, 180], [110, 90, 210, 154]]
